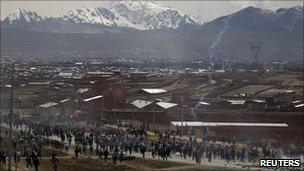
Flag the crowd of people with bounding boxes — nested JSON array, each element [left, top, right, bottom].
[[0, 114, 303, 170]]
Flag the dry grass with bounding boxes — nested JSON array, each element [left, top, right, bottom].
[[219, 85, 274, 97], [124, 157, 190, 169]]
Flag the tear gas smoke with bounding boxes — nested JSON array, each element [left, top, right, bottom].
[[191, 14, 233, 120]]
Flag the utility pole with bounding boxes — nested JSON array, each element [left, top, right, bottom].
[[131, 104, 134, 127], [102, 96, 104, 121], [113, 91, 116, 125], [8, 64, 14, 171], [152, 101, 155, 131], [91, 92, 94, 122], [181, 96, 184, 136], [249, 42, 262, 61]]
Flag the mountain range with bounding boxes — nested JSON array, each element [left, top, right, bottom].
[[2, 1, 200, 32], [203, 5, 303, 33], [1, 1, 303, 59]]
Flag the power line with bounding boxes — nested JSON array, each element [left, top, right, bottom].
[[249, 42, 262, 61]]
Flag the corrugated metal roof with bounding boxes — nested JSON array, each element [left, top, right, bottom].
[[131, 100, 152, 109], [87, 71, 102, 75], [59, 72, 73, 76], [60, 99, 70, 103], [102, 72, 114, 75], [171, 121, 202, 126], [83, 95, 103, 102], [285, 90, 295, 93], [228, 100, 246, 105], [156, 102, 178, 109], [39, 102, 58, 108], [171, 121, 288, 127], [142, 88, 167, 94], [295, 104, 304, 108], [292, 100, 301, 104], [198, 102, 211, 105], [253, 99, 266, 103], [77, 88, 89, 93]]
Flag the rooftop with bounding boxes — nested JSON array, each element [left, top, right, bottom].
[[142, 88, 167, 94], [131, 100, 152, 109], [39, 102, 58, 108], [171, 121, 288, 127], [198, 101, 210, 105], [156, 101, 178, 109], [83, 95, 103, 102]]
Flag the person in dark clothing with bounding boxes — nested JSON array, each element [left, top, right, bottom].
[[241, 147, 246, 162], [140, 145, 147, 158], [32, 156, 40, 171], [51, 153, 60, 171], [112, 151, 118, 165], [0, 150, 7, 165], [74, 146, 81, 159], [25, 153, 32, 168], [207, 148, 212, 162], [104, 148, 109, 162], [151, 146, 155, 158], [119, 150, 123, 163], [98, 148, 103, 160], [231, 147, 236, 162], [128, 144, 133, 155]]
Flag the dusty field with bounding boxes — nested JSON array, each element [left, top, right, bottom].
[[265, 73, 303, 86], [0, 156, 197, 171], [124, 157, 190, 169], [265, 73, 300, 82], [1, 156, 258, 171], [219, 85, 274, 97]]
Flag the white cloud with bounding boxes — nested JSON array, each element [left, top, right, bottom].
[[229, 1, 264, 9]]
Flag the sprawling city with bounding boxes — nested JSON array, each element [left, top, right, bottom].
[[1, 1, 303, 171]]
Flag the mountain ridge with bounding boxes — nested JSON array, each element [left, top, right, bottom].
[[2, 1, 200, 31], [1, 4, 303, 59], [202, 5, 303, 33]]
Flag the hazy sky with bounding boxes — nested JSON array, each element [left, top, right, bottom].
[[1, 1, 303, 21]]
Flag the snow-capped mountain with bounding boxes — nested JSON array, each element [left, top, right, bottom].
[[61, 8, 117, 26], [275, 5, 303, 32], [4, 8, 42, 24], [276, 5, 303, 16], [2, 3, 302, 34], [105, 1, 198, 29], [60, 1, 199, 30], [2, 1, 200, 31], [60, 7, 144, 30], [2, 5, 303, 59]]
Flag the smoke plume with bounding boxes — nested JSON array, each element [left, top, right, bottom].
[[190, 14, 233, 120]]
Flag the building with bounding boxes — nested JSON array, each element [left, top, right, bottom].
[[103, 87, 126, 109], [37, 102, 59, 121], [172, 91, 190, 105]]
